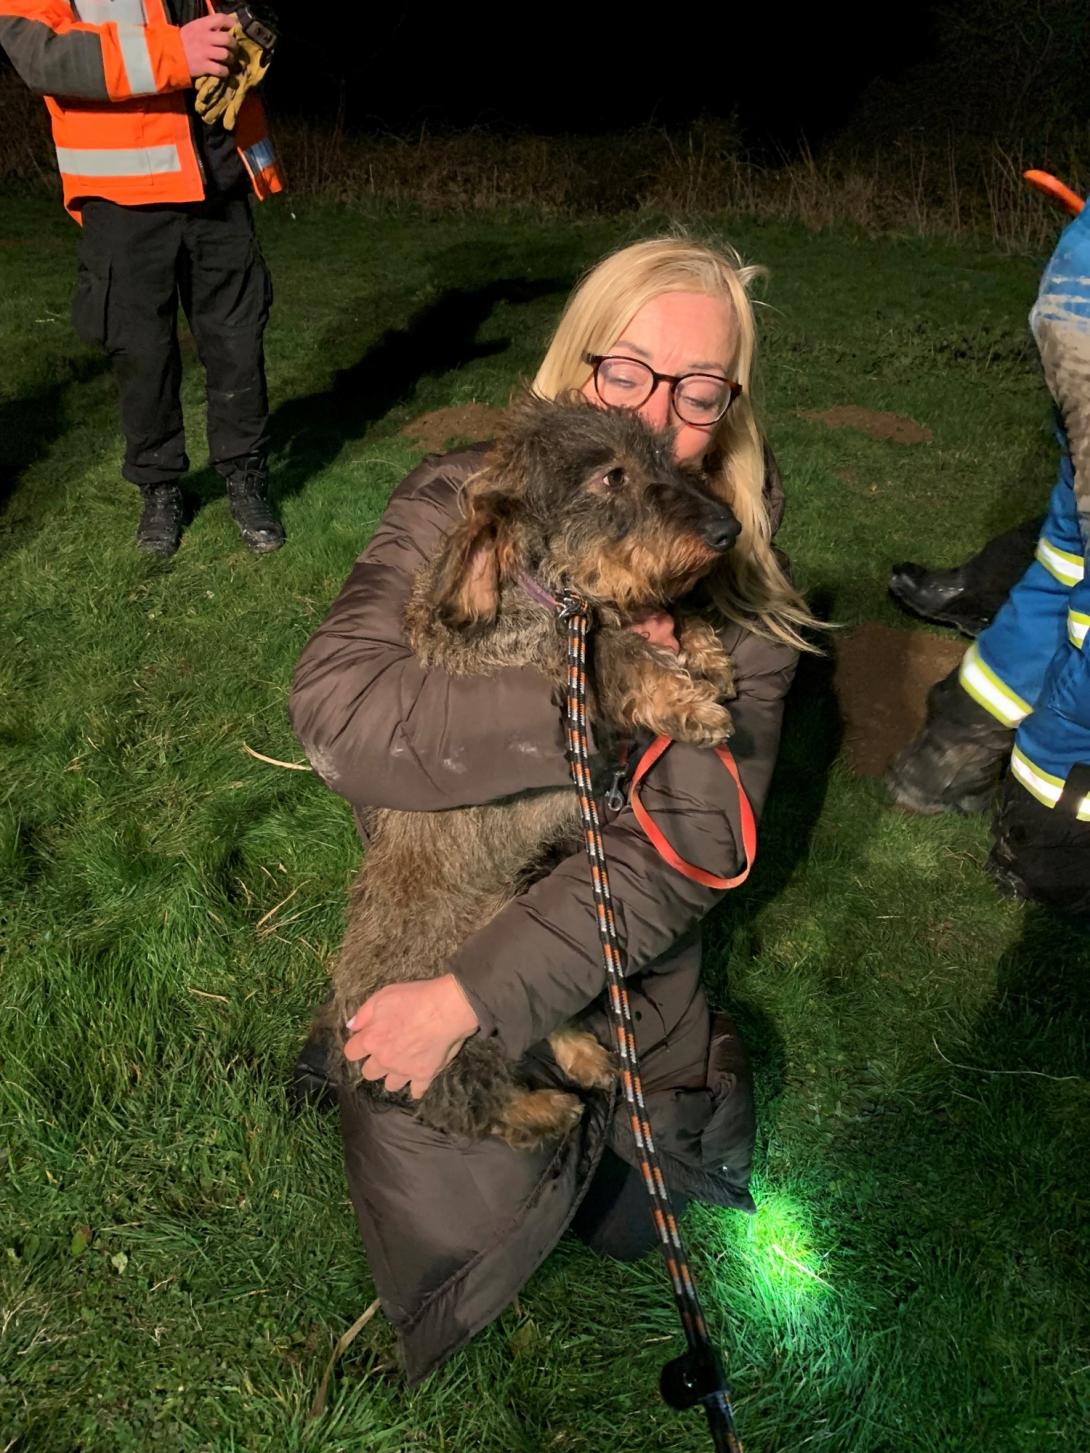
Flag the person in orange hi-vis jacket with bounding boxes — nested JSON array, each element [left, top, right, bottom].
[[0, 0, 286, 557]]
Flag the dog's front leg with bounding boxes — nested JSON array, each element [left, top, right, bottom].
[[676, 615, 736, 700], [595, 628, 733, 747]]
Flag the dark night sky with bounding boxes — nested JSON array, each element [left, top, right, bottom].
[[1, 3, 1081, 149], [267, 3, 942, 148]]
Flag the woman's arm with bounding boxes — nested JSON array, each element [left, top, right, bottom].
[[289, 450, 575, 812], [447, 623, 798, 1061]]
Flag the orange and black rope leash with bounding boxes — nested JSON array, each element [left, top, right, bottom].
[[558, 590, 744, 1453]]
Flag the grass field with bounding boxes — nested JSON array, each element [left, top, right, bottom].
[[2, 195, 1088, 1452]]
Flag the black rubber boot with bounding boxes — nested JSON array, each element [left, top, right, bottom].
[[287, 1023, 338, 1112], [988, 770, 1090, 914], [887, 561, 993, 636], [226, 465, 284, 554], [888, 517, 1043, 637], [885, 669, 1014, 815], [135, 483, 183, 558]]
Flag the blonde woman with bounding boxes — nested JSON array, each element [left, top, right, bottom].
[[289, 237, 810, 1382]]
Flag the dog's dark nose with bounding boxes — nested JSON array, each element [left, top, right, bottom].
[[701, 511, 741, 552]]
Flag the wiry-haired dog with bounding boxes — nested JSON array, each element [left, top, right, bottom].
[[326, 393, 740, 1149]]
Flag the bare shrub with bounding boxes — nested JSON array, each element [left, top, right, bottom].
[[0, 70, 1082, 253]]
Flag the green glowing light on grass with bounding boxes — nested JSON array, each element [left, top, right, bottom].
[[740, 1193, 830, 1298]]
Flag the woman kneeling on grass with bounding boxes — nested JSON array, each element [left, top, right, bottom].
[[288, 236, 814, 1382]]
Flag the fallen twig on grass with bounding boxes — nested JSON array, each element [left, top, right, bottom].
[[241, 741, 310, 771], [932, 1036, 1080, 1082], [308, 1298, 383, 1421]]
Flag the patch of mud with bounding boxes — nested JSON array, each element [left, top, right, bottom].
[[802, 405, 933, 446], [400, 403, 506, 453], [834, 622, 965, 777]]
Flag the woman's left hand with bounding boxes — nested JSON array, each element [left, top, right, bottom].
[[627, 610, 680, 653], [343, 974, 480, 1099]]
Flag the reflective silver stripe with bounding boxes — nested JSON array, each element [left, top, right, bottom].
[[1069, 609, 1090, 650], [74, 0, 148, 24], [243, 139, 276, 173], [73, 3, 156, 96], [115, 23, 156, 94], [56, 143, 181, 177]]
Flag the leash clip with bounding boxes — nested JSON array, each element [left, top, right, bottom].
[[604, 768, 627, 814], [557, 590, 588, 621]]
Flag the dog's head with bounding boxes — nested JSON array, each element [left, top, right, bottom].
[[431, 393, 740, 626]]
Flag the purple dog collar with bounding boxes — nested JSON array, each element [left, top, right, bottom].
[[517, 570, 561, 610]]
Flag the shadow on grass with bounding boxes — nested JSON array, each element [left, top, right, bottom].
[[970, 902, 1090, 1080], [800, 900, 1090, 1445], [0, 355, 110, 559], [183, 274, 570, 520]]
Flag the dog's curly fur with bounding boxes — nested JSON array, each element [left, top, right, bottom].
[[324, 394, 741, 1149]]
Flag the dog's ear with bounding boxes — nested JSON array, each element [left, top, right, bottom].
[[487, 391, 581, 507], [431, 487, 520, 627]]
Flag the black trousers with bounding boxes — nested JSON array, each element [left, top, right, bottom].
[[72, 195, 272, 487], [570, 1147, 690, 1262]]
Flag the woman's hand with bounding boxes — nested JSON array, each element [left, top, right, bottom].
[[627, 610, 680, 654], [344, 974, 480, 1100]]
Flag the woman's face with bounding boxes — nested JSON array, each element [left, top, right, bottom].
[[581, 290, 738, 464]]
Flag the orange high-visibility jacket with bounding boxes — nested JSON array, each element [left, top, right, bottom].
[[0, 0, 283, 216]]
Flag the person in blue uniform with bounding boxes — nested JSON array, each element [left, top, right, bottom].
[[886, 189, 1090, 916]]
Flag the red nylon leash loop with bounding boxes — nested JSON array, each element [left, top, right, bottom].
[[628, 735, 756, 890], [559, 593, 743, 1453]]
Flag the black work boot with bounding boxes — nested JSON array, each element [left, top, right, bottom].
[[885, 669, 1014, 815], [135, 483, 184, 558], [225, 464, 284, 554], [888, 517, 1043, 638], [887, 561, 993, 637]]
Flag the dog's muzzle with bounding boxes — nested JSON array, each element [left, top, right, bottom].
[[699, 507, 741, 553]]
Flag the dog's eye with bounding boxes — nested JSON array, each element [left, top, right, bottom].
[[602, 467, 627, 491]]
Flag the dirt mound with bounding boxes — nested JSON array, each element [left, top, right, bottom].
[[802, 406, 933, 445], [400, 404, 506, 453], [834, 622, 966, 777]]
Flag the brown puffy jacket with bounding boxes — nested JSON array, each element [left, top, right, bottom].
[[288, 442, 797, 1382]]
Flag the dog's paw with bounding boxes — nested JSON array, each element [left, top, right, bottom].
[[635, 674, 734, 746], [494, 1088, 584, 1150], [677, 618, 735, 699], [548, 1027, 616, 1090], [668, 695, 734, 747]]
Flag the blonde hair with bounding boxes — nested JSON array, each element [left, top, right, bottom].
[[533, 236, 818, 650]]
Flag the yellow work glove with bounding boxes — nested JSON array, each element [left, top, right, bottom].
[[194, 23, 270, 132]]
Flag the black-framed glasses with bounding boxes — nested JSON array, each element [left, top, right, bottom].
[[584, 353, 742, 427]]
